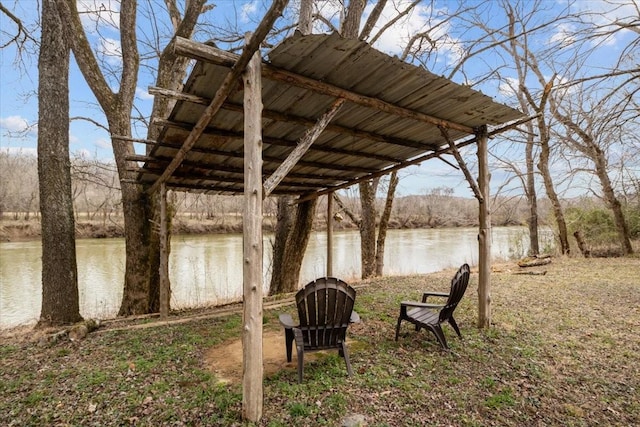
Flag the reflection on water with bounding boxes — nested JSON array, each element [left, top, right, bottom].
[[0, 227, 531, 329]]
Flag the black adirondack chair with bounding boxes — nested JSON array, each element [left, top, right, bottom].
[[279, 277, 360, 383], [395, 263, 470, 349]]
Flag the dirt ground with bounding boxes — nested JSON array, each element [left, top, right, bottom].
[[204, 330, 323, 383]]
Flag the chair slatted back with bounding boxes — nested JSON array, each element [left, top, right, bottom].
[[296, 277, 356, 351], [439, 264, 470, 323]]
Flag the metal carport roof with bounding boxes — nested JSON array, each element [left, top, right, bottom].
[[134, 32, 524, 196]]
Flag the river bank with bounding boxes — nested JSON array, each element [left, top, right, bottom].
[[0, 213, 488, 242], [0, 217, 252, 242], [3, 227, 532, 329], [1, 257, 639, 426]]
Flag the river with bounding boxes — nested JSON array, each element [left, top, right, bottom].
[[0, 227, 531, 329]]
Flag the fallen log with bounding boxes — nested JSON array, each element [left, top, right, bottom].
[[513, 270, 548, 275], [517, 257, 552, 268]]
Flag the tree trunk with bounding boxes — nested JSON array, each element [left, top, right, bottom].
[[525, 130, 540, 256], [144, 1, 209, 313], [359, 180, 377, 279], [298, 0, 313, 35], [537, 119, 570, 255], [55, 0, 209, 316], [342, 0, 366, 38], [375, 171, 398, 276], [574, 230, 591, 257], [37, 0, 82, 327], [592, 145, 634, 254], [108, 114, 156, 316], [269, 198, 317, 294], [269, 196, 294, 295]]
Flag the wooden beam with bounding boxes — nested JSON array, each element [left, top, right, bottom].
[[148, 0, 289, 195], [126, 154, 346, 184], [327, 193, 333, 276], [149, 86, 438, 154], [156, 181, 298, 195], [242, 35, 264, 423], [159, 183, 169, 320], [131, 136, 378, 174], [131, 171, 336, 190], [439, 126, 483, 201], [152, 116, 404, 163], [294, 116, 539, 202], [295, 139, 474, 202], [173, 36, 475, 134], [263, 98, 345, 196], [476, 125, 491, 329]]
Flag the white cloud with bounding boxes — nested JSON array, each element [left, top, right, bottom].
[[74, 148, 92, 159], [364, 0, 435, 54], [550, 23, 576, 48], [98, 37, 122, 65], [357, 0, 464, 67], [574, 0, 639, 47], [136, 87, 154, 100], [95, 138, 111, 150], [0, 115, 31, 133], [77, 0, 120, 32], [313, 0, 343, 30], [241, 1, 259, 23], [498, 77, 519, 97]]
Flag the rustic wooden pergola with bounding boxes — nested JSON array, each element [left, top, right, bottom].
[[132, 16, 525, 422]]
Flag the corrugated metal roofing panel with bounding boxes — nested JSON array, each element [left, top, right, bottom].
[[137, 33, 524, 195]]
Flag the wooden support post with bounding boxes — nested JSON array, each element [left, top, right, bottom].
[[476, 125, 491, 329], [263, 98, 345, 197], [327, 194, 333, 276], [159, 183, 169, 320], [242, 35, 264, 423], [147, 0, 289, 194]]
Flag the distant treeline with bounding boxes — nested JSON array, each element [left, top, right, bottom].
[[2, 150, 632, 240]]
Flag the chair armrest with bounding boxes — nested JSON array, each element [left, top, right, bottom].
[[350, 310, 361, 324], [422, 291, 450, 303], [400, 301, 445, 309], [279, 313, 296, 329]]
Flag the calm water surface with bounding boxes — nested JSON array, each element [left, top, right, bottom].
[[0, 227, 528, 329]]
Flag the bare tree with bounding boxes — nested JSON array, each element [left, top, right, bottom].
[[54, 0, 209, 315], [551, 79, 636, 254], [37, 0, 82, 326], [347, 0, 406, 279], [460, 0, 579, 255], [268, 0, 320, 294], [504, 2, 570, 255]]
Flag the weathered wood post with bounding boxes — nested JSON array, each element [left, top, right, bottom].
[[242, 34, 263, 422], [159, 183, 169, 319], [327, 193, 333, 276], [476, 125, 491, 329]]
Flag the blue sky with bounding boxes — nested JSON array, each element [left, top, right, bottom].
[[1, 0, 637, 197]]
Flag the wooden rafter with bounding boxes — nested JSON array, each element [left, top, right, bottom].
[[264, 98, 345, 196], [438, 126, 483, 201], [148, 87, 440, 153], [126, 154, 346, 183], [173, 36, 476, 134], [147, 0, 289, 194], [152, 117, 404, 162]]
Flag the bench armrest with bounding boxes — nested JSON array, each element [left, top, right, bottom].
[[279, 313, 296, 329], [400, 301, 445, 309], [422, 291, 450, 303], [350, 310, 361, 324]]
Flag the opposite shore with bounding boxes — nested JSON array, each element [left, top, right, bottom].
[[0, 214, 491, 242]]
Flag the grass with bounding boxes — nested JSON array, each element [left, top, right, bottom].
[[1, 256, 639, 426]]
